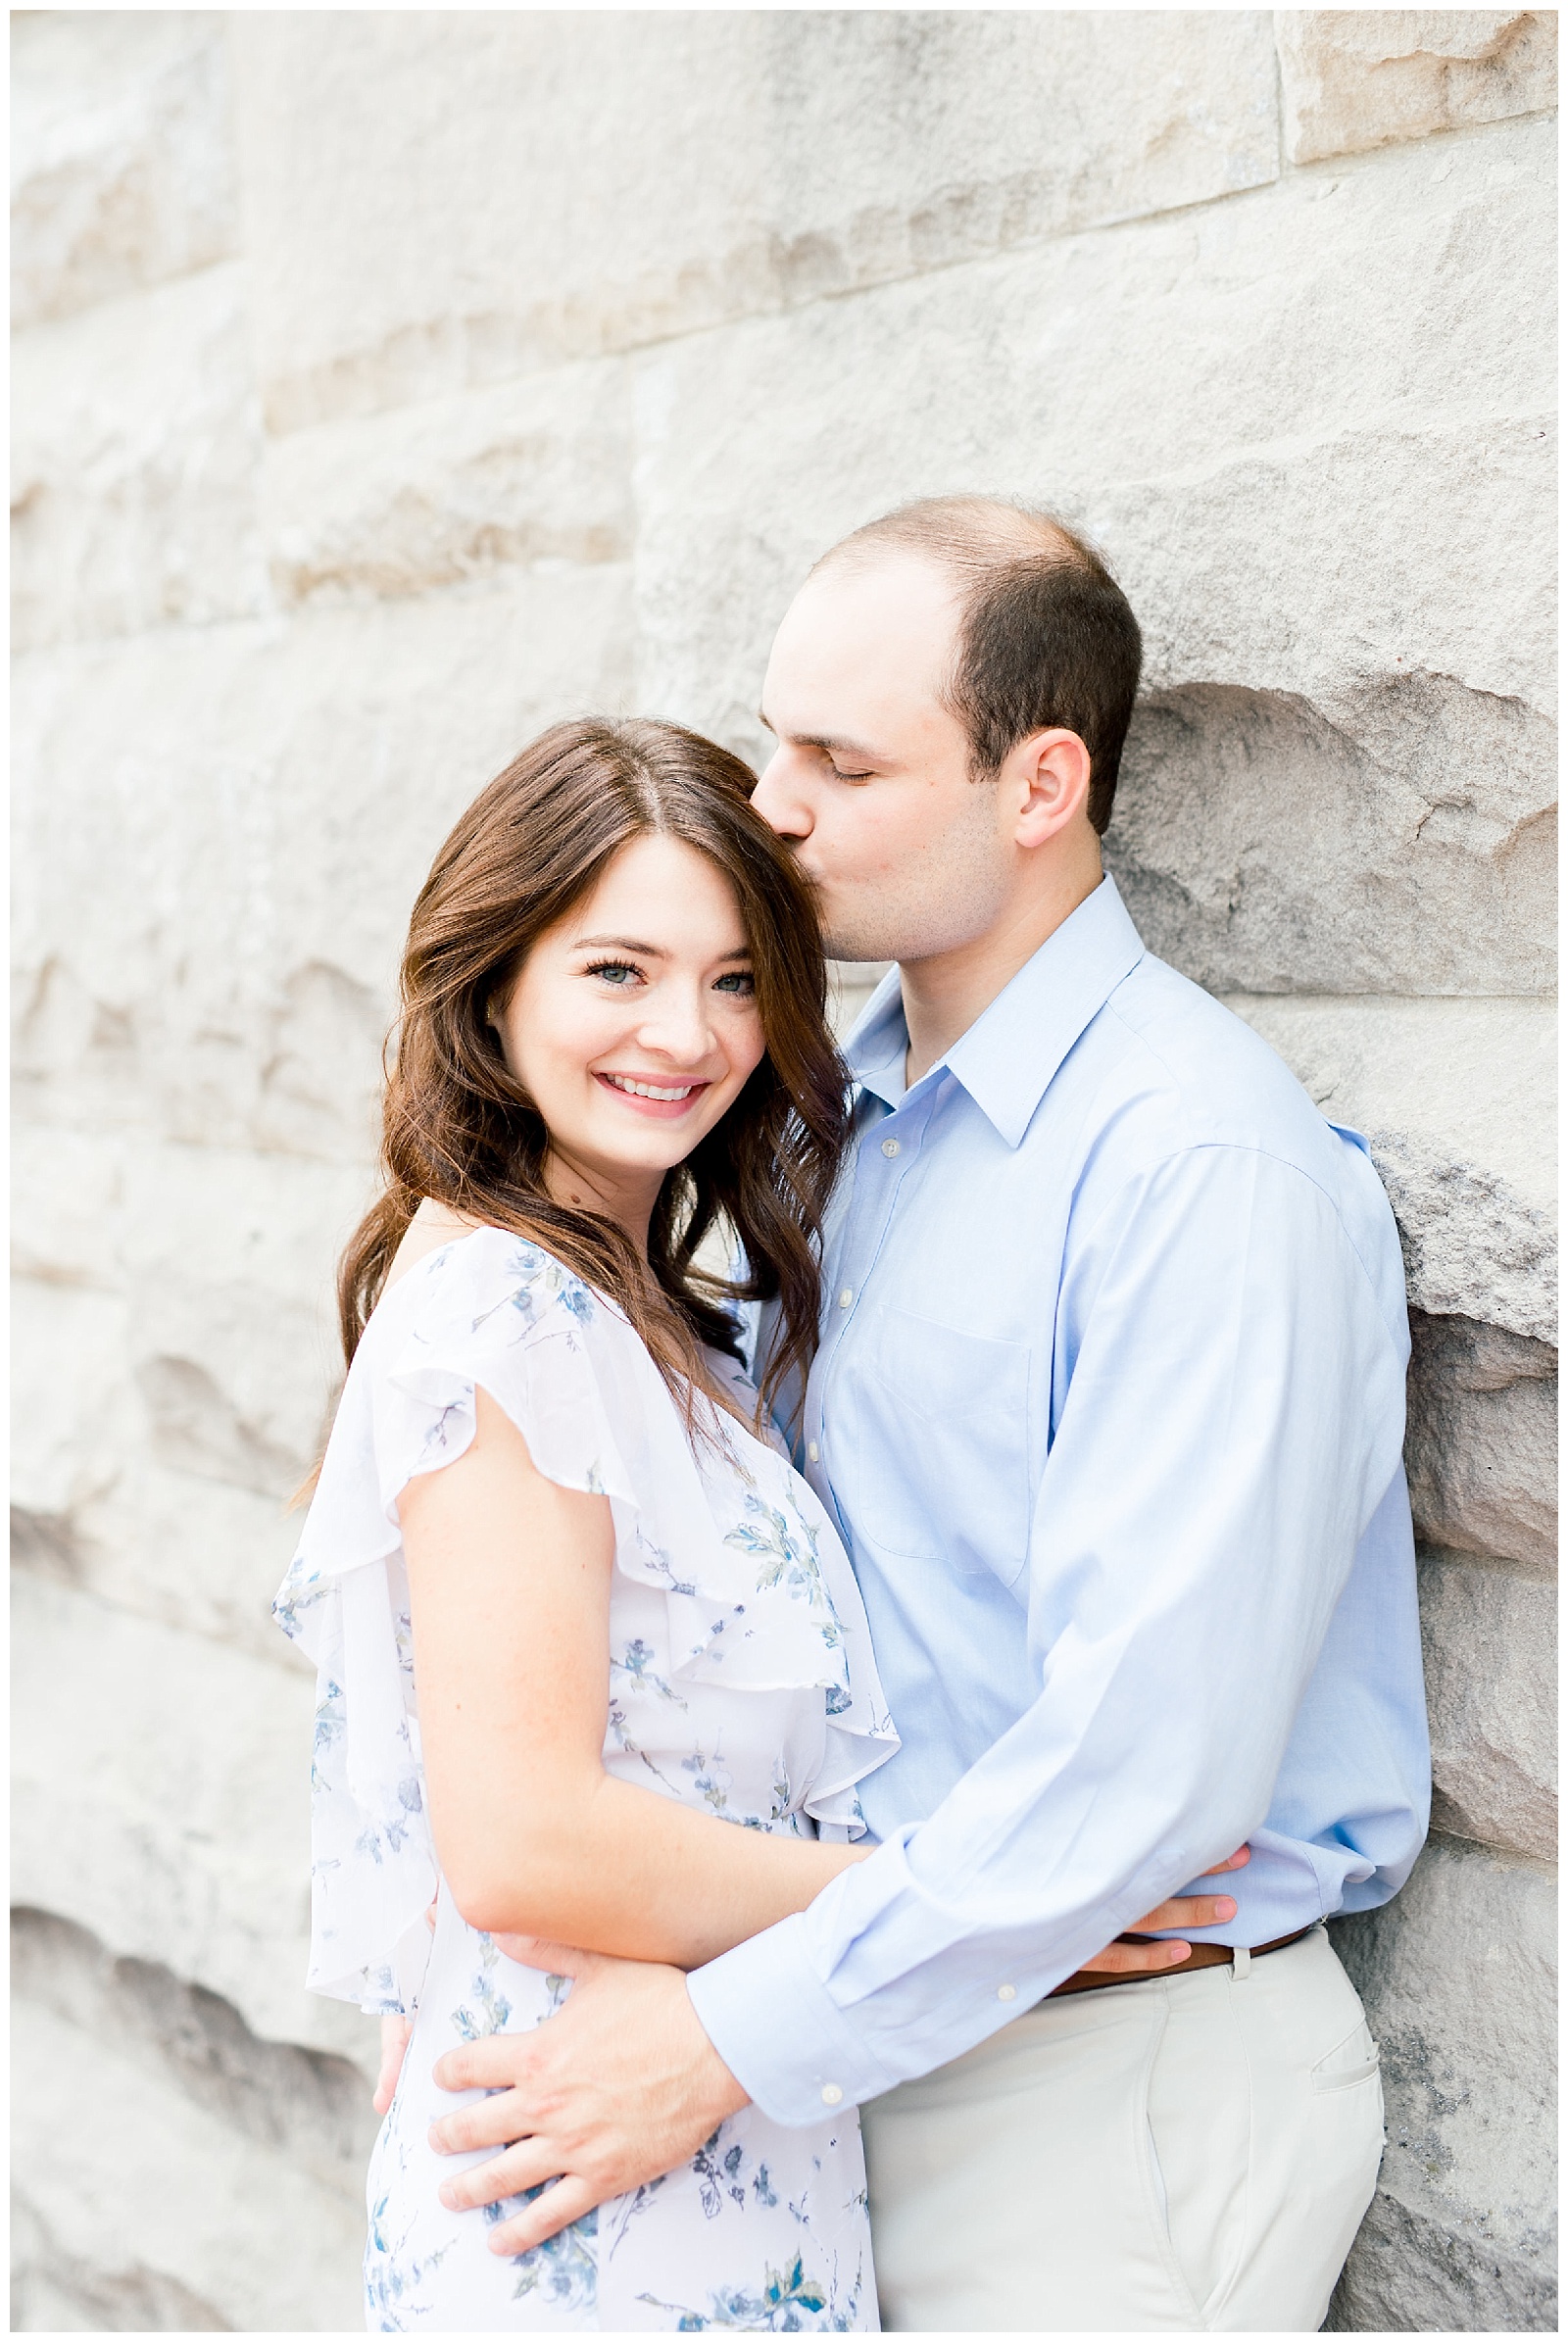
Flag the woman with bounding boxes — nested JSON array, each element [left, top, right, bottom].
[[275, 718, 1238, 2332], [277, 715, 892, 2330]]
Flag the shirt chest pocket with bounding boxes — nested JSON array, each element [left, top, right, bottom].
[[844, 1305, 1033, 1586]]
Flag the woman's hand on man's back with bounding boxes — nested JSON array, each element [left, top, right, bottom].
[[1075, 1845, 1251, 1977]]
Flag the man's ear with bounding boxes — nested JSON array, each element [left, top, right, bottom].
[[1005, 728, 1094, 849]]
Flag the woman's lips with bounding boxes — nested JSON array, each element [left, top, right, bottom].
[[594, 1070, 712, 1119]]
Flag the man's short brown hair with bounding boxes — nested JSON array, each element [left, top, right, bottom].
[[815, 497, 1143, 835]]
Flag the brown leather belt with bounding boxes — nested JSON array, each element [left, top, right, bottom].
[[1048, 1925, 1316, 1999]]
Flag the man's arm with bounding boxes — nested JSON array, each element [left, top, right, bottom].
[[687, 1142, 1408, 2121], [422, 1857, 1250, 2255]]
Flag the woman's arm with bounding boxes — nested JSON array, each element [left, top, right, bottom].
[[399, 1389, 868, 1971]]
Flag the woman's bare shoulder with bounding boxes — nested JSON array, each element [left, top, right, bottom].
[[382, 1197, 489, 1293]]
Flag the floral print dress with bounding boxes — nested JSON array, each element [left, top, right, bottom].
[[274, 1229, 898, 2332]]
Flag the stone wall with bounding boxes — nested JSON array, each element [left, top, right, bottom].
[[10, 11, 1556, 2330]]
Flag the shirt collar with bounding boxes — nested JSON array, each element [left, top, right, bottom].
[[842, 874, 1147, 1147]]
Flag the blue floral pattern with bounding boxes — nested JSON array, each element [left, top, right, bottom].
[[275, 1228, 896, 2329]]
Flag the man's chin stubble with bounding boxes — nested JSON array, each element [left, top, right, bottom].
[[822, 888, 1008, 969]]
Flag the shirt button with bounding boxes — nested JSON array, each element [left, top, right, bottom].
[[820, 2083, 844, 2106], [881, 1137, 900, 1157], [838, 1288, 854, 1309], [807, 1440, 819, 1464], [997, 1983, 1017, 2002]]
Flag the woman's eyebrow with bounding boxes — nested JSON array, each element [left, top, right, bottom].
[[571, 936, 753, 961], [572, 934, 666, 956]]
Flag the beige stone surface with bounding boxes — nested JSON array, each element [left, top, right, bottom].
[[12, 1570, 363, 2059], [233, 10, 1281, 431], [1224, 996, 1556, 1343], [15, 1467, 308, 1675], [1418, 1550, 1556, 1860], [12, 261, 269, 651], [1279, 10, 1558, 164], [1406, 1312, 1557, 1571], [12, 1279, 136, 1519], [12, 1995, 366, 2331], [264, 358, 634, 606], [1329, 1834, 1557, 2328], [1109, 670, 1554, 998], [10, 11, 238, 329], [11, 1128, 362, 1505], [11, 1121, 361, 1660]]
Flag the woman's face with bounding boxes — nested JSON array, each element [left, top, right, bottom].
[[493, 832, 767, 1227]]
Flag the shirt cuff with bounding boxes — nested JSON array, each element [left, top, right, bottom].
[[686, 1911, 899, 2127]]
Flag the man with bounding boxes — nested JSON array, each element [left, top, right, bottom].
[[422, 499, 1430, 2329]]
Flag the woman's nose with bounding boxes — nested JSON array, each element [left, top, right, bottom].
[[637, 987, 717, 1064]]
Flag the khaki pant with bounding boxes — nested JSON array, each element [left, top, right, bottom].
[[860, 1926, 1383, 2332]]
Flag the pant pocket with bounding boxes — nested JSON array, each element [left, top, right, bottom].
[[1311, 2016, 1381, 2094]]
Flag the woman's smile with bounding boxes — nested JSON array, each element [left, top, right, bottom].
[[594, 1070, 713, 1116]]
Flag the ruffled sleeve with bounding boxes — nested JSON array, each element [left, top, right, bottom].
[[272, 1231, 636, 2012]]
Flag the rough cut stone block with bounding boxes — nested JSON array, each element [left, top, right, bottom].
[[264, 359, 634, 605], [12, 1127, 364, 1506], [10, 1117, 125, 1289], [1406, 1312, 1557, 1570], [118, 1138, 365, 1486], [1107, 668, 1554, 997], [11, 1279, 135, 1519], [12, 1570, 364, 2060], [233, 10, 1280, 429], [11, 11, 239, 330], [1279, 10, 1558, 164], [14, 1904, 378, 2171], [1102, 415, 1554, 722], [13, 568, 634, 1159], [1223, 996, 1555, 1344], [12, 1994, 366, 2331], [11, 262, 269, 649], [15, 1468, 309, 1676], [632, 116, 1554, 709], [1326, 2179, 1558, 2332], [1418, 1550, 1556, 1861], [1328, 1835, 1557, 2330]]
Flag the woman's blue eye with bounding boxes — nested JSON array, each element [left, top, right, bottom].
[[714, 971, 756, 996], [588, 960, 640, 985]]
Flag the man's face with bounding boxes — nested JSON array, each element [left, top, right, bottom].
[[752, 553, 1010, 964]]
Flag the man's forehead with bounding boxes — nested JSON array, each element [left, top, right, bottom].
[[789, 543, 959, 622], [766, 556, 958, 694]]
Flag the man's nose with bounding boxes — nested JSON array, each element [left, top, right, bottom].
[[751, 747, 813, 839]]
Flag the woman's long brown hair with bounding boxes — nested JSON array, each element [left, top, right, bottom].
[[338, 716, 849, 1433]]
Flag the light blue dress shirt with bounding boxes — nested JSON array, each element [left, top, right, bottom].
[[688, 875, 1430, 2128]]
